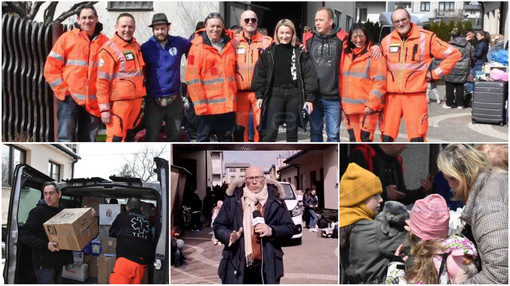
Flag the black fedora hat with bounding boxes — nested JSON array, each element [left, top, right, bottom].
[[149, 13, 170, 27]]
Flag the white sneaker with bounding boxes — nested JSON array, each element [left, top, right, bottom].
[[442, 104, 452, 109], [437, 99, 441, 104], [457, 106, 463, 110], [311, 228, 318, 232]]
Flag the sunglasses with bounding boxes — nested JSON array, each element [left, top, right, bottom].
[[243, 18, 257, 24]]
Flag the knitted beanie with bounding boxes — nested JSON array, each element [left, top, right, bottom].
[[408, 194, 450, 240], [340, 163, 382, 207]]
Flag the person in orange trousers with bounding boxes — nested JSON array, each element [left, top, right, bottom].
[[97, 13, 146, 142], [234, 10, 272, 142], [341, 23, 386, 142], [380, 8, 460, 142], [109, 198, 152, 284]]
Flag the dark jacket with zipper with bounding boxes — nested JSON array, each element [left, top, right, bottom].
[[252, 44, 318, 133], [109, 208, 153, 265], [213, 178, 295, 284], [19, 200, 73, 269], [444, 37, 473, 83]]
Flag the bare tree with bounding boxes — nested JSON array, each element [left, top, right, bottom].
[[116, 145, 166, 183], [5, 1, 98, 23]]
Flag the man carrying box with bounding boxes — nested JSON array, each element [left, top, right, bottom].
[[19, 182, 74, 283], [109, 197, 152, 284]]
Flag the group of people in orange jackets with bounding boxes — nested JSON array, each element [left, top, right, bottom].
[[45, 5, 461, 142]]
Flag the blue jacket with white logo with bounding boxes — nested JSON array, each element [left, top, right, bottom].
[[141, 35, 191, 98]]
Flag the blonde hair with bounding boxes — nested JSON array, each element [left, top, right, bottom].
[[274, 19, 298, 46], [405, 232, 444, 284], [437, 144, 489, 203], [477, 144, 508, 170]]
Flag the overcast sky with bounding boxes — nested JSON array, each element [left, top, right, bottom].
[[74, 143, 170, 179], [223, 150, 299, 170]]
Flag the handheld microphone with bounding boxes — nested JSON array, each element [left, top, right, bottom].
[[252, 210, 265, 226]]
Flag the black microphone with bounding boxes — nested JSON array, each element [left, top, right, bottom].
[[252, 210, 265, 226]]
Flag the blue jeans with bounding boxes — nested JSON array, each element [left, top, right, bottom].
[[309, 98, 340, 142], [308, 209, 318, 228], [57, 96, 100, 142], [466, 65, 483, 94], [34, 266, 62, 284]]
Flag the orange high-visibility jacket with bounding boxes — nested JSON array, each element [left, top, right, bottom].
[[44, 28, 109, 117], [185, 29, 237, 115], [342, 44, 387, 114], [96, 33, 146, 112], [233, 32, 272, 91], [381, 23, 461, 94]]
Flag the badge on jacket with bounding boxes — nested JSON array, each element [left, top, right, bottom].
[[389, 44, 400, 53], [124, 51, 135, 61], [236, 46, 246, 55]]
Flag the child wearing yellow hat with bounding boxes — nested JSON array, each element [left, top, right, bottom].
[[340, 163, 407, 284]]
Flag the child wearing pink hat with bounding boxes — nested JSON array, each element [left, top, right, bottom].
[[386, 194, 479, 284]]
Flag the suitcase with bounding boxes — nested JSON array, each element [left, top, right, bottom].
[[472, 81, 508, 126]]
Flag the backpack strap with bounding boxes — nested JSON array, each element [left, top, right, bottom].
[[437, 253, 449, 283]]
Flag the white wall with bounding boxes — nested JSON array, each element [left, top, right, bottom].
[[322, 145, 339, 210]]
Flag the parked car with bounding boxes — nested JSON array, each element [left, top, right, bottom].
[[3, 157, 169, 284], [279, 182, 303, 244]]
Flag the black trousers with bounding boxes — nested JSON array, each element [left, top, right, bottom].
[[243, 259, 263, 284], [144, 95, 182, 142], [263, 86, 301, 142], [196, 112, 235, 142], [445, 82, 465, 107]]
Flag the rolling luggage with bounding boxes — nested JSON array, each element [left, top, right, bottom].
[[471, 81, 508, 126]]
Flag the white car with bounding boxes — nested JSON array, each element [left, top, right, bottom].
[[280, 182, 303, 244]]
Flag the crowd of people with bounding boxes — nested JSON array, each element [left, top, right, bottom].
[[340, 144, 508, 284], [44, 4, 506, 142]]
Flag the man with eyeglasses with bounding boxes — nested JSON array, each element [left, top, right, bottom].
[[19, 182, 74, 283], [233, 10, 272, 142], [380, 8, 460, 142], [213, 166, 294, 283]]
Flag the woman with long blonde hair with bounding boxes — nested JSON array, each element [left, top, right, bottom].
[[436, 144, 508, 284], [252, 19, 318, 142]]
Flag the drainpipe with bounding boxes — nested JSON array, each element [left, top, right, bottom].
[[294, 165, 301, 189]]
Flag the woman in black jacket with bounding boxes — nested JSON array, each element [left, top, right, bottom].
[[252, 19, 318, 142]]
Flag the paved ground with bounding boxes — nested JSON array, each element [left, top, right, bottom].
[[280, 85, 508, 142], [171, 226, 338, 284]]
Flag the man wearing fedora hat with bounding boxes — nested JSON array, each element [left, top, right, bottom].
[[141, 13, 191, 142]]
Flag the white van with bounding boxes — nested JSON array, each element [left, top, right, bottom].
[[279, 182, 303, 244]]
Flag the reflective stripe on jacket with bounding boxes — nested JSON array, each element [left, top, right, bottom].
[[185, 29, 237, 115], [233, 32, 272, 91], [44, 28, 109, 117], [96, 33, 146, 111], [381, 23, 461, 94], [341, 44, 387, 114]]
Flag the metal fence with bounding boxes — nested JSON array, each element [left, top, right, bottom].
[[2, 14, 70, 142]]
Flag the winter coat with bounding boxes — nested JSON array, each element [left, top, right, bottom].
[[340, 219, 407, 283], [252, 44, 318, 133], [386, 235, 479, 284], [213, 178, 295, 284], [444, 37, 473, 83], [474, 40, 489, 66], [109, 208, 153, 265], [18, 200, 73, 268], [461, 170, 508, 284]]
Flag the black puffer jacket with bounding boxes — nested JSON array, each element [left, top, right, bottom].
[[213, 178, 295, 284], [19, 200, 73, 268], [444, 37, 473, 83], [252, 44, 318, 132]]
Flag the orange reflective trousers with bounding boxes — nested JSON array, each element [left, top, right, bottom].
[[382, 94, 428, 142], [106, 98, 143, 142], [343, 113, 379, 142], [236, 91, 261, 142], [110, 257, 147, 284]]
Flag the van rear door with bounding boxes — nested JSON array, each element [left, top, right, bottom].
[[153, 157, 169, 284], [3, 164, 53, 284]]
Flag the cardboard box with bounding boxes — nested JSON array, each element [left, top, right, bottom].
[[73, 251, 84, 263], [81, 197, 105, 216], [98, 225, 110, 241], [44, 208, 98, 251], [99, 204, 121, 225], [62, 263, 88, 282], [98, 255, 116, 284], [84, 255, 99, 278], [102, 238, 117, 255]]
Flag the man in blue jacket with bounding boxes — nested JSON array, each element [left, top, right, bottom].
[[141, 13, 191, 141]]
